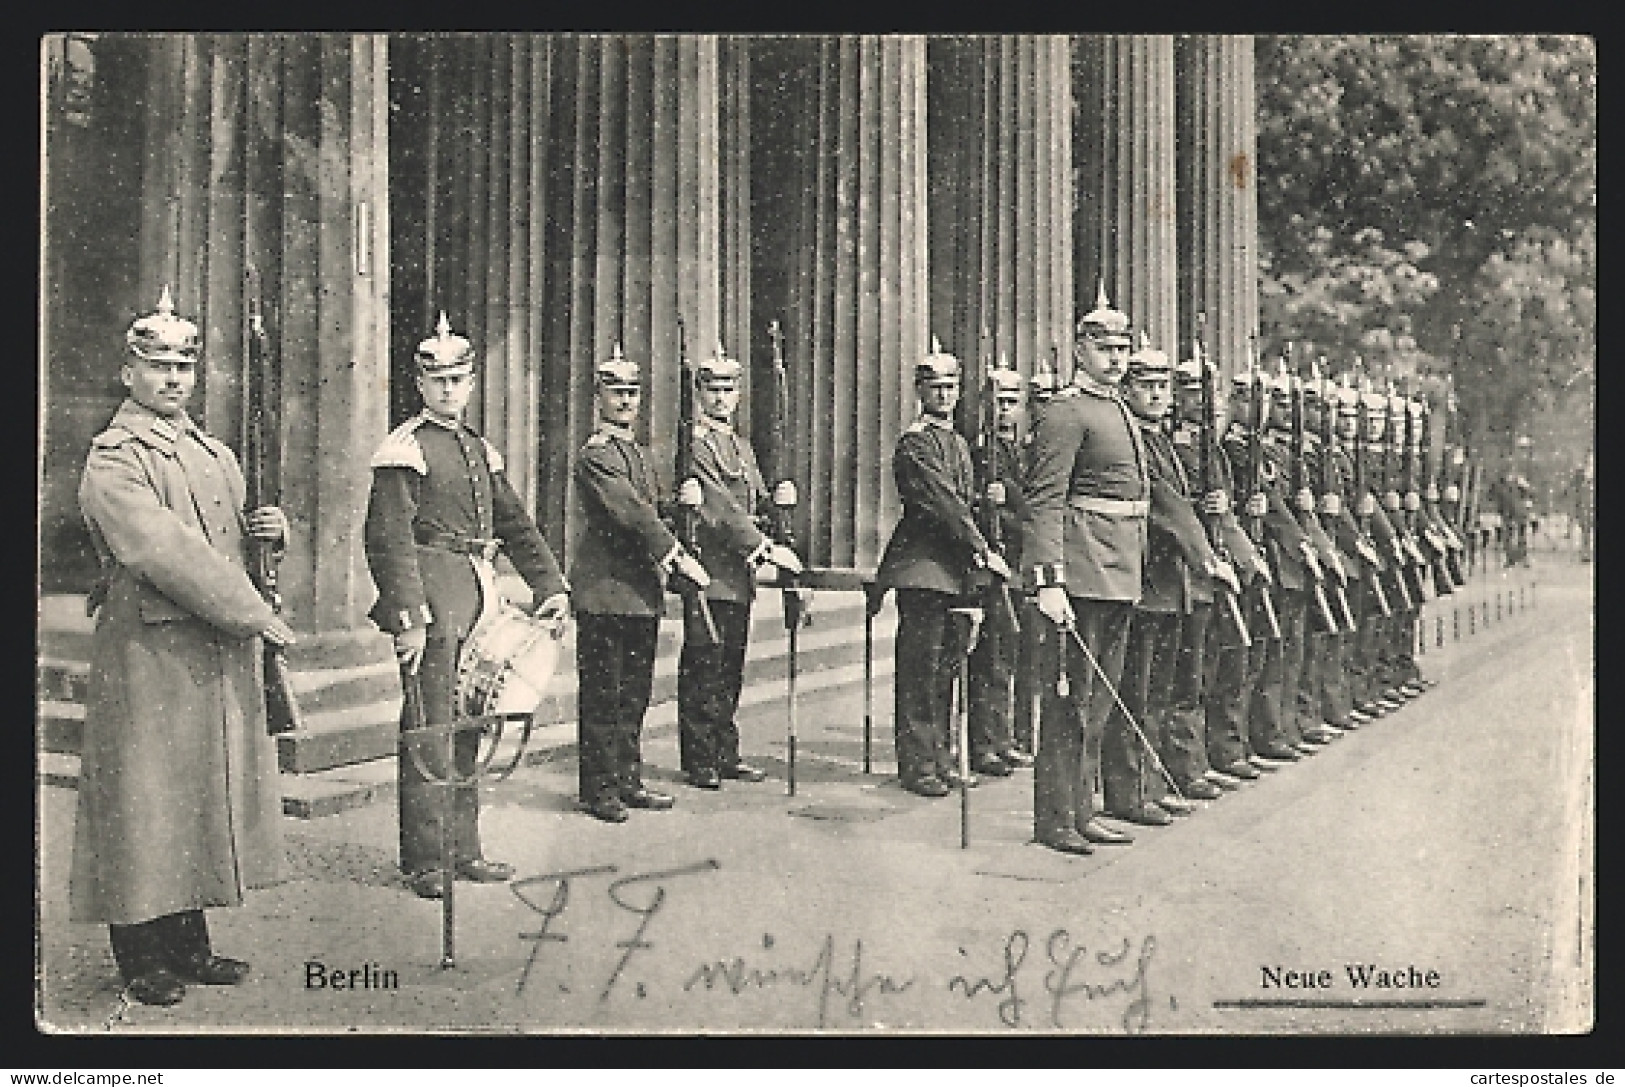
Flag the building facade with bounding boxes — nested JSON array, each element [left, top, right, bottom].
[[41, 32, 1260, 664]]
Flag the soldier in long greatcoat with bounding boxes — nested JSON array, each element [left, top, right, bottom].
[[72, 288, 295, 1006]]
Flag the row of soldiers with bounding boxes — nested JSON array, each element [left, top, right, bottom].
[[874, 290, 1471, 856]]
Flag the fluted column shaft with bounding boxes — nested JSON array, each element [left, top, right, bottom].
[[929, 35, 1074, 403], [1176, 34, 1259, 382], [1075, 34, 1178, 359]]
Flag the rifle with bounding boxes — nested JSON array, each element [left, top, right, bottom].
[[1396, 384, 1432, 603], [243, 265, 304, 736], [673, 317, 722, 645], [977, 351, 1021, 642], [1351, 375, 1393, 619], [1195, 313, 1249, 647], [1375, 386, 1417, 611], [1313, 358, 1358, 631], [1421, 391, 1466, 588], [1243, 336, 1283, 640], [1287, 348, 1340, 634], [767, 319, 809, 795]]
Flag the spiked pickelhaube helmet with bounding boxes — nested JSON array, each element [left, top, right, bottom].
[[697, 342, 743, 385], [915, 337, 962, 384], [126, 285, 201, 364], [595, 342, 642, 390], [1076, 282, 1133, 347], [1126, 331, 1172, 380], [415, 312, 476, 374]]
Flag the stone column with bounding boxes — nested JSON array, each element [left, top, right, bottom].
[[750, 35, 930, 571], [1074, 34, 1179, 359], [929, 35, 1074, 395], [1176, 34, 1260, 382]]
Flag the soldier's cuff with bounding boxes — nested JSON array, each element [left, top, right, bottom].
[[1030, 563, 1065, 588], [396, 604, 434, 631]]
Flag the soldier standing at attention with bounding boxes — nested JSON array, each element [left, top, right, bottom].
[[1023, 287, 1147, 855], [364, 314, 570, 898], [1011, 365, 1060, 761], [677, 345, 803, 791], [1105, 342, 1240, 822], [873, 343, 1011, 798], [73, 288, 294, 1005], [966, 365, 1034, 777], [570, 346, 712, 823]]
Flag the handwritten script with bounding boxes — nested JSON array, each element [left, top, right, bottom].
[[683, 932, 916, 1028], [947, 929, 1159, 1033]]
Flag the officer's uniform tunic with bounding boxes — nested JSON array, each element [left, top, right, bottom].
[[677, 414, 773, 776], [1022, 377, 1149, 837], [364, 412, 567, 874], [1106, 418, 1216, 813], [570, 422, 682, 803], [968, 430, 1030, 763], [874, 414, 992, 786], [73, 401, 284, 958]]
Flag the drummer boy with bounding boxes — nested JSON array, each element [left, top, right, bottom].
[[363, 313, 571, 900]]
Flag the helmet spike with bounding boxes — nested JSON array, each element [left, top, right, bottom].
[[156, 284, 175, 316], [1095, 279, 1110, 310], [435, 311, 452, 339], [716, 340, 728, 362], [611, 341, 625, 361], [931, 334, 942, 355]]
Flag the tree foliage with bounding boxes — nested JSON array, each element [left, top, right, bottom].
[[1255, 34, 1595, 462]]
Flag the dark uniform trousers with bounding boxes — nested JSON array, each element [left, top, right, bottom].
[[1204, 604, 1255, 769], [678, 599, 753, 773], [1164, 602, 1215, 787], [1306, 626, 1355, 725], [1034, 598, 1133, 836], [894, 588, 974, 783], [1103, 607, 1179, 813], [968, 607, 1018, 759], [400, 630, 484, 871], [1350, 583, 1387, 704], [1011, 595, 1048, 753], [1250, 587, 1308, 749], [577, 613, 661, 803]]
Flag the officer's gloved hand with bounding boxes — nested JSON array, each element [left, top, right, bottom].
[[766, 543, 804, 575], [532, 592, 571, 633], [986, 481, 1007, 507], [678, 478, 703, 508], [1036, 585, 1074, 628], [1202, 490, 1230, 516], [262, 615, 297, 649], [674, 550, 711, 590], [772, 481, 798, 508], [247, 505, 291, 545], [984, 551, 1013, 581], [1246, 493, 1269, 518], [393, 626, 426, 673]]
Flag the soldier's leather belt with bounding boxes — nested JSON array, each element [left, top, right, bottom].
[[1067, 495, 1150, 517], [417, 531, 500, 562]]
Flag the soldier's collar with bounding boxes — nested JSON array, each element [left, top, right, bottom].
[[416, 409, 464, 432], [1069, 373, 1116, 399], [918, 412, 955, 430], [597, 421, 637, 442], [114, 399, 195, 444], [698, 413, 736, 436]]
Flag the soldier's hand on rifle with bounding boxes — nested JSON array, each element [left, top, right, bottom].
[[986, 481, 1006, 507], [983, 551, 1013, 581], [1319, 492, 1342, 517], [674, 550, 711, 590], [1299, 540, 1323, 578], [1036, 585, 1074, 628], [393, 626, 426, 672], [772, 481, 798, 507], [678, 478, 703, 508], [1202, 490, 1230, 516], [532, 592, 571, 630], [1209, 557, 1241, 597], [1383, 489, 1402, 512], [1294, 487, 1315, 513], [1405, 491, 1422, 512], [766, 543, 804, 575], [247, 505, 290, 544], [1246, 493, 1268, 518], [261, 615, 296, 649], [1358, 493, 1377, 517]]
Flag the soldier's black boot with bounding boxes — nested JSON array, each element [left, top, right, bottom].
[[166, 909, 251, 985], [109, 917, 186, 1006]]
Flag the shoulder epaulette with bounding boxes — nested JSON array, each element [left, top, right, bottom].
[[370, 418, 428, 474], [903, 419, 928, 435], [90, 427, 135, 451], [478, 436, 506, 474], [583, 431, 612, 449]]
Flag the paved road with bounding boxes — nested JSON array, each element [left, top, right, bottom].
[[37, 559, 1591, 1034]]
